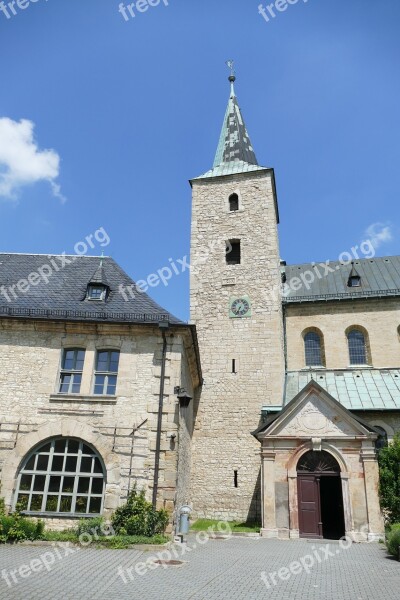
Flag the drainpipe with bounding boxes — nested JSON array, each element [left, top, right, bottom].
[[282, 302, 288, 405], [152, 321, 169, 508]]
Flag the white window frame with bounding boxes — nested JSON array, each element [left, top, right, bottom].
[[93, 349, 120, 396], [59, 348, 86, 394], [14, 438, 105, 517]]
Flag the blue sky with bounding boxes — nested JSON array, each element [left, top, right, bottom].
[[0, 0, 399, 321]]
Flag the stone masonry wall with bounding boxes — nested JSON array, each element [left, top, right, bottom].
[[0, 318, 197, 527], [189, 170, 285, 522], [285, 299, 400, 370]]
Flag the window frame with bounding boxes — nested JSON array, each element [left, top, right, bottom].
[[347, 328, 368, 366], [304, 331, 323, 367], [14, 438, 105, 517], [59, 348, 86, 394], [93, 349, 120, 396], [87, 284, 107, 301], [348, 276, 361, 288]]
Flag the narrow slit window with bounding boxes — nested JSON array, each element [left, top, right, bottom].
[[229, 193, 239, 212], [226, 240, 241, 265], [234, 470, 238, 488], [232, 359, 236, 374]]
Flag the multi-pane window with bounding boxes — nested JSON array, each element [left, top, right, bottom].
[[15, 438, 105, 516], [87, 284, 107, 300], [304, 332, 323, 366], [93, 350, 120, 395], [348, 329, 367, 365], [59, 349, 85, 394]]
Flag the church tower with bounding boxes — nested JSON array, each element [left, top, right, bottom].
[[189, 71, 285, 522]]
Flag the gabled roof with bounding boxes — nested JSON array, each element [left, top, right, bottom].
[[254, 380, 377, 439], [192, 76, 269, 180], [283, 256, 400, 303], [284, 369, 400, 411], [0, 253, 183, 325]]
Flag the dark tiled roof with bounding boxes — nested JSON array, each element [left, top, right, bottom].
[[0, 253, 183, 325], [89, 262, 110, 287], [283, 256, 400, 303], [283, 369, 400, 411]]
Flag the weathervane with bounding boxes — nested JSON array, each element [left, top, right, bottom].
[[226, 60, 235, 79]]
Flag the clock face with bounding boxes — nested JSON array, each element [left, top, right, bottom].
[[230, 298, 250, 317]]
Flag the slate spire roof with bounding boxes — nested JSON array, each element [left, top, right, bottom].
[[193, 74, 268, 180], [88, 258, 110, 287]]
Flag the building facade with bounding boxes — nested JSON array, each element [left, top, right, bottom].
[[0, 75, 397, 541], [188, 74, 395, 540], [0, 255, 201, 529]]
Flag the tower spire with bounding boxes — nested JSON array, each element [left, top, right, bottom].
[[226, 59, 236, 97], [191, 65, 267, 180]]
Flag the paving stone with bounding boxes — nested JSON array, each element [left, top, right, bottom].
[[0, 538, 399, 599]]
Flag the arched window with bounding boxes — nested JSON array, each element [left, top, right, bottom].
[[304, 331, 323, 367], [374, 426, 388, 452], [229, 193, 239, 212], [297, 450, 340, 473], [347, 329, 368, 365], [14, 438, 105, 516]]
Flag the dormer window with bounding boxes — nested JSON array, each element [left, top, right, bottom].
[[87, 284, 107, 301], [348, 275, 361, 288], [348, 263, 361, 288]]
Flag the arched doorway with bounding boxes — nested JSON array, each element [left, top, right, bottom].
[[297, 450, 345, 540]]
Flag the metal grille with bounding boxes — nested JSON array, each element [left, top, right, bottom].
[[297, 451, 340, 473], [304, 332, 323, 366], [348, 329, 367, 365]]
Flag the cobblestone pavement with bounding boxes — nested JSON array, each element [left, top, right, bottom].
[[0, 536, 399, 600]]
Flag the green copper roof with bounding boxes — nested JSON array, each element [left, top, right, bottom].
[[284, 369, 400, 411], [193, 78, 268, 180]]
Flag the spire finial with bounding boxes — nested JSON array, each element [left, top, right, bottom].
[[226, 60, 236, 95]]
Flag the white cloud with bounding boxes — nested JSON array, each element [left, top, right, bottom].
[[0, 117, 65, 202], [364, 222, 393, 250]]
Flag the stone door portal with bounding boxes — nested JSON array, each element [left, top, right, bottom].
[[297, 450, 345, 540]]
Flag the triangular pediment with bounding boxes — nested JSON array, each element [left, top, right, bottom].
[[258, 381, 373, 439]]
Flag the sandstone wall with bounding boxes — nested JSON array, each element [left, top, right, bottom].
[[0, 318, 198, 527], [189, 170, 285, 522]]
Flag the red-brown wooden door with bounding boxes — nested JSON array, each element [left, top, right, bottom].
[[298, 475, 322, 538]]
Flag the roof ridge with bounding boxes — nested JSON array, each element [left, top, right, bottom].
[[0, 253, 110, 258]]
